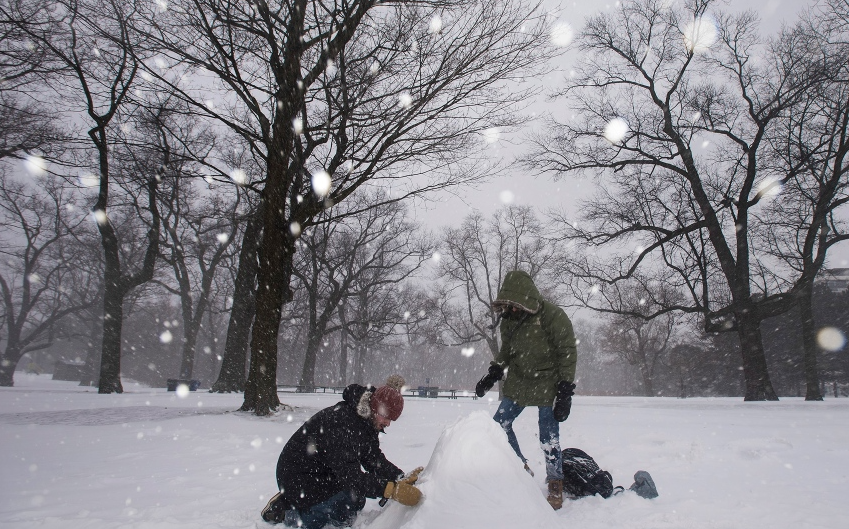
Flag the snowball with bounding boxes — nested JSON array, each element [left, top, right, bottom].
[[461, 347, 475, 357], [175, 384, 189, 398], [604, 118, 629, 144], [79, 173, 100, 188], [482, 127, 501, 144], [25, 155, 47, 176], [159, 330, 173, 344], [817, 327, 846, 352], [293, 118, 303, 134], [229, 169, 247, 185], [398, 93, 413, 108], [755, 176, 782, 199], [311, 170, 332, 197], [429, 15, 443, 34], [92, 210, 108, 226], [499, 190, 514, 204], [683, 17, 717, 53], [216, 233, 229, 243], [550, 22, 574, 47]]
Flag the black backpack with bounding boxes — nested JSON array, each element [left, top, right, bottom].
[[561, 448, 624, 499]]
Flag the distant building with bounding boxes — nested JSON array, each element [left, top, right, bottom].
[[817, 268, 849, 293]]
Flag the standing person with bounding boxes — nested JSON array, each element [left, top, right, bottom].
[[475, 270, 577, 510], [262, 375, 424, 527]]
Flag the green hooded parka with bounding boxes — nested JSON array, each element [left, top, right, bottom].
[[493, 271, 577, 407]]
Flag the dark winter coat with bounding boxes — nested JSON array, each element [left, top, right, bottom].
[[275, 383, 403, 510], [494, 271, 577, 406]]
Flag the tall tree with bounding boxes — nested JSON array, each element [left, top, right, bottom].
[[293, 194, 432, 389], [132, 0, 555, 414], [528, 0, 834, 400], [0, 175, 96, 385], [159, 180, 239, 382], [753, 0, 849, 400], [10, 0, 165, 393]]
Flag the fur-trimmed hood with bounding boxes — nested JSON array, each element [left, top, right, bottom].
[[492, 270, 542, 314], [342, 383, 375, 420]]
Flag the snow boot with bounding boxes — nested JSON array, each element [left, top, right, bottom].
[[547, 479, 563, 510], [261, 492, 287, 524], [524, 463, 535, 477]]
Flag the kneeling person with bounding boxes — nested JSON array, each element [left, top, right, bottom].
[[263, 375, 423, 527]]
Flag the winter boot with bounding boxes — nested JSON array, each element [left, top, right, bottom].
[[523, 463, 535, 477], [547, 479, 563, 510]]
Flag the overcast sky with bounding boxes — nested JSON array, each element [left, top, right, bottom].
[[413, 0, 849, 266]]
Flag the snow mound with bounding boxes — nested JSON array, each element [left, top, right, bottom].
[[364, 410, 559, 529]]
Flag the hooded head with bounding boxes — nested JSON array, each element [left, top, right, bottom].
[[492, 270, 542, 314]]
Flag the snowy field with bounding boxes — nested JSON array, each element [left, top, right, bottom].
[[2, 374, 848, 529]]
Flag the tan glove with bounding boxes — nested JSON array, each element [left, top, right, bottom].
[[383, 481, 422, 506], [400, 466, 424, 485]]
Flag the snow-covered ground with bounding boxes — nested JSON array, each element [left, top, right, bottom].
[[2, 374, 848, 529]]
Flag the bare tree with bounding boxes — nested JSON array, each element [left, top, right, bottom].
[[0, 175, 96, 385], [158, 180, 239, 382], [752, 0, 849, 400], [210, 200, 261, 393], [596, 283, 679, 396], [130, 0, 556, 414], [8, 0, 168, 394], [436, 205, 560, 361], [0, 0, 64, 160], [293, 193, 433, 389], [527, 0, 836, 400]]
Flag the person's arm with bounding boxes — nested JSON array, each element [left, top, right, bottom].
[[545, 304, 577, 383], [322, 428, 396, 499]]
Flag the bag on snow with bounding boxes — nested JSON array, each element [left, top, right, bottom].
[[561, 448, 624, 499]]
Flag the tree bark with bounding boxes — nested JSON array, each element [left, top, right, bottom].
[[736, 310, 778, 401], [97, 262, 125, 393], [0, 346, 23, 387], [797, 282, 824, 401], [211, 214, 261, 393], [239, 185, 295, 414], [178, 317, 201, 379]]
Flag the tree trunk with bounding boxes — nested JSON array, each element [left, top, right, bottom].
[[240, 189, 294, 415], [211, 214, 261, 393], [178, 317, 201, 380], [338, 302, 348, 386], [98, 271, 125, 394], [736, 311, 778, 401], [639, 361, 654, 397], [298, 332, 320, 392], [0, 346, 23, 387], [797, 282, 824, 401]]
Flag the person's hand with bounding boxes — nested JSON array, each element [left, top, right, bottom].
[[475, 364, 505, 397], [552, 380, 576, 422], [400, 466, 424, 485], [384, 481, 422, 506]]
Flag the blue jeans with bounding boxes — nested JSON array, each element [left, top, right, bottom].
[[285, 491, 365, 529], [494, 397, 564, 481]]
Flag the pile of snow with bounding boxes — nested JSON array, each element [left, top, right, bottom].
[[365, 411, 558, 529]]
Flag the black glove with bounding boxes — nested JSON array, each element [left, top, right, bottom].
[[552, 380, 576, 422], [475, 364, 504, 397]]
